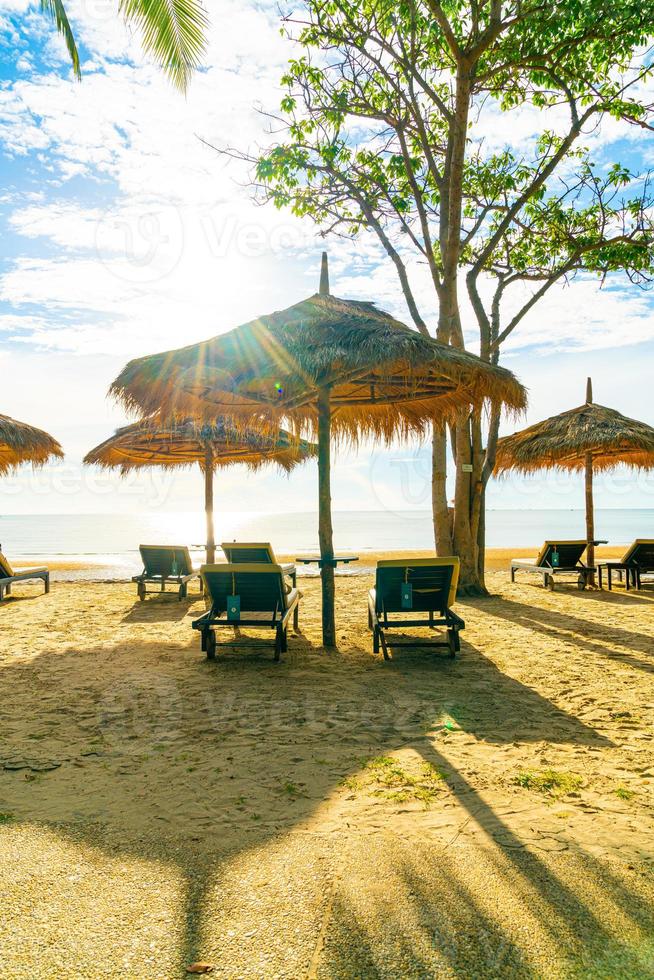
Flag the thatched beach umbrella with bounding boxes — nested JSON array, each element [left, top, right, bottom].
[[84, 417, 316, 563], [494, 379, 654, 579], [0, 413, 63, 475], [110, 254, 527, 646]]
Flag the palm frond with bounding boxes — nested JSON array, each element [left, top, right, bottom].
[[119, 0, 208, 91], [40, 0, 81, 80]]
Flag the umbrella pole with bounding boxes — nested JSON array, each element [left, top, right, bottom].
[[317, 386, 336, 648], [584, 378, 595, 586], [585, 451, 595, 586], [204, 447, 216, 564]]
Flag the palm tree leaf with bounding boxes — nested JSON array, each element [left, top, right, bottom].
[[119, 0, 208, 91], [39, 0, 81, 80]]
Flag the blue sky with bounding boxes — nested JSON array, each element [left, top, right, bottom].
[[1, 1, 654, 518]]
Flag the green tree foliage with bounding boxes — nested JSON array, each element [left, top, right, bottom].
[[238, 0, 654, 590]]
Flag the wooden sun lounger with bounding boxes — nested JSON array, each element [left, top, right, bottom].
[[132, 545, 200, 601], [192, 563, 301, 661], [368, 558, 464, 660], [221, 541, 297, 585], [0, 549, 49, 602], [597, 539, 654, 591], [510, 540, 599, 591]]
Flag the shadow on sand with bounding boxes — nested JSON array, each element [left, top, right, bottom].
[[0, 592, 652, 977]]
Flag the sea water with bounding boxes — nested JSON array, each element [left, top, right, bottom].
[[0, 509, 650, 579]]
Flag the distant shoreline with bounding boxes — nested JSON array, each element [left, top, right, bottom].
[[16, 545, 628, 582]]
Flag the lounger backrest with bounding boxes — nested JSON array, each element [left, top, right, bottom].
[[0, 550, 14, 578], [622, 539, 654, 566], [139, 545, 193, 577], [375, 558, 459, 614], [201, 563, 287, 614], [221, 542, 276, 564], [535, 541, 587, 568]]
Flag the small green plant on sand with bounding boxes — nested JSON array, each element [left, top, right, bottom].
[[614, 786, 636, 802], [345, 755, 448, 807], [513, 769, 582, 798], [0, 813, 14, 823]]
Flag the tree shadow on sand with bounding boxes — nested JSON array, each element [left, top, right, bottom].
[[481, 593, 654, 675], [0, 608, 652, 976]]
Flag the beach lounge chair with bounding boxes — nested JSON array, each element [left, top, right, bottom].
[[192, 563, 301, 661], [132, 545, 199, 601], [597, 540, 654, 591], [510, 540, 598, 591], [221, 541, 296, 585], [0, 548, 49, 602], [368, 557, 464, 660]]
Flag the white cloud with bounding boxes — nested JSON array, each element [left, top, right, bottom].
[[2, 0, 652, 364]]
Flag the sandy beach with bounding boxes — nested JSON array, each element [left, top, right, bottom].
[[0, 556, 653, 978]]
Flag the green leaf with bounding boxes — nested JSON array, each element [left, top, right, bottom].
[[118, 0, 209, 91], [39, 0, 81, 80]]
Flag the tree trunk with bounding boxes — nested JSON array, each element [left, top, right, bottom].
[[204, 447, 215, 565], [476, 485, 486, 582], [585, 451, 595, 586], [451, 416, 486, 595], [317, 386, 336, 648], [432, 423, 451, 554]]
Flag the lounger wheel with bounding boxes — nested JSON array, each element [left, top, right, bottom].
[[447, 629, 459, 657], [179, 583, 187, 600], [137, 581, 146, 602], [546, 574, 555, 591], [205, 630, 216, 660], [577, 574, 586, 591]]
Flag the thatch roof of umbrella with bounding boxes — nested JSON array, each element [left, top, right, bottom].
[[0, 413, 63, 475], [494, 378, 654, 586], [84, 417, 316, 473], [84, 416, 316, 564], [110, 292, 526, 439], [109, 252, 527, 646], [494, 398, 654, 473]]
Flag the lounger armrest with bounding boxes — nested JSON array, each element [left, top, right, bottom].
[[284, 588, 300, 611], [446, 609, 465, 629], [281, 589, 300, 628], [191, 608, 214, 630], [510, 559, 539, 568], [1, 568, 49, 583]]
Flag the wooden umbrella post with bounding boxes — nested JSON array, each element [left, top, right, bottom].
[[317, 385, 336, 648], [585, 451, 595, 586], [204, 444, 216, 565], [585, 378, 595, 585]]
